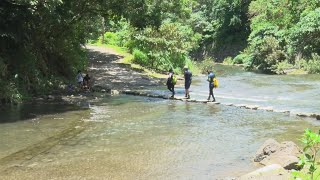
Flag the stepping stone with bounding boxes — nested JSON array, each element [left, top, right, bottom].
[[222, 103, 233, 106], [172, 97, 184, 100], [186, 99, 196, 102], [197, 100, 209, 103], [245, 105, 259, 110], [296, 113, 314, 117], [258, 106, 273, 111], [234, 104, 247, 108], [273, 109, 290, 113], [207, 102, 220, 105]]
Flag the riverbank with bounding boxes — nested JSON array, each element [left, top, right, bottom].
[[24, 45, 168, 106], [37, 45, 320, 121]]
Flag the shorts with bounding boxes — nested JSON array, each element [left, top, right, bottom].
[[185, 82, 191, 89]]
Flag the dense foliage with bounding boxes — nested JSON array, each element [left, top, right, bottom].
[[0, 0, 172, 102], [95, 0, 250, 73], [235, 0, 320, 73], [1, 0, 320, 102]]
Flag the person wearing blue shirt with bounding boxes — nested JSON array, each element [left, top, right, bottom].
[[207, 70, 216, 102]]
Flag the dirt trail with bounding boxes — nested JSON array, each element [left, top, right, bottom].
[[86, 45, 163, 91]]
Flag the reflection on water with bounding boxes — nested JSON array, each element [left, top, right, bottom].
[[189, 64, 320, 114], [0, 95, 319, 179]]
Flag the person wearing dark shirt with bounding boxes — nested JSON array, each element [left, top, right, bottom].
[[184, 66, 192, 99], [207, 70, 216, 102], [166, 69, 175, 98], [83, 74, 91, 90]]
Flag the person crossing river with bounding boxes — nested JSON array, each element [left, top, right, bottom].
[[184, 66, 192, 99], [166, 68, 176, 98], [207, 70, 216, 102]]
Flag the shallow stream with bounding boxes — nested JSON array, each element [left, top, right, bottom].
[[0, 65, 319, 179]]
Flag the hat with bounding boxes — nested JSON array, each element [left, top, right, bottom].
[[184, 65, 188, 69]]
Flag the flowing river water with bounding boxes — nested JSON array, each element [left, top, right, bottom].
[[0, 65, 320, 179]]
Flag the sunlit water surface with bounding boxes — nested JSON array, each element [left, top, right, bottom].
[[1, 65, 320, 179], [0, 95, 319, 179]]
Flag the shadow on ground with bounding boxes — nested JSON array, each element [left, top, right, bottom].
[[86, 46, 163, 91]]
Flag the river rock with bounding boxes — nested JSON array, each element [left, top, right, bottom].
[[245, 105, 259, 110], [111, 90, 120, 95], [273, 109, 290, 113], [254, 139, 302, 170], [197, 100, 209, 103], [186, 99, 196, 102], [207, 101, 220, 105], [79, 101, 90, 109], [258, 106, 273, 111], [296, 113, 309, 117], [47, 95, 55, 100], [234, 104, 247, 108], [240, 164, 289, 180]]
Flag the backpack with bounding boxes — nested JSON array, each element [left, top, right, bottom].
[[172, 75, 177, 85], [213, 78, 219, 88], [208, 72, 214, 83]]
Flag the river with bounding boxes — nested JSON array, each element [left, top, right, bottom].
[[0, 65, 319, 179]]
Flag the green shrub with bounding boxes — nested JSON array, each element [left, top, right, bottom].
[[232, 54, 244, 64], [0, 79, 22, 104], [127, 21, 201, 71], [223, 56, 234, 65], [132, 49, 148, 66], [272, 60, 294, 75], [303, 54, 320, 74], [292, 129, 320, 180], [103, 32, 120, 46], [288, 8, 320, 58], [234, 53, 254, 70], [197, 56, 215, 74], [251, 36, 286, 73], [185, 58, 200, 75]]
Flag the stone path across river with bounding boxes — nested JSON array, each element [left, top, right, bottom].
[[85, 45, 320, 121], [120, 90, 320, 120]]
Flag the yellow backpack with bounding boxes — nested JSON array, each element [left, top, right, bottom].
[[172, 75, 177, 85], [213, 78, 219, 88]]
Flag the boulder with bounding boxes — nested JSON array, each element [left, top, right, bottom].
[[254, 139, 280, 162], [47, 95, 55, 100], [254, 139, 302, 170], [79, 101, 90, 109], [111, 90, 120, 95]]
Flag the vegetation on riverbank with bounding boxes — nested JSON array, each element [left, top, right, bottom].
[[1, 0, 320, 102], [292, 129, 320, 180], [228, 1, 320, 74]]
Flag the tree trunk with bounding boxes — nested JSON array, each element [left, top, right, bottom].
[[101, 17, 105, 44]]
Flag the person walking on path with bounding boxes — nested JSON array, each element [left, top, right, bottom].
[[83, 74, 91, 90], [184, 66, 192, 99], [207, 70, 216, 102], [166, 69, 175, 98], [76, 70, 84, 89]]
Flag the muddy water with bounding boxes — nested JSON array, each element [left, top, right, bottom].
[[0, 95, 319, 179]]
